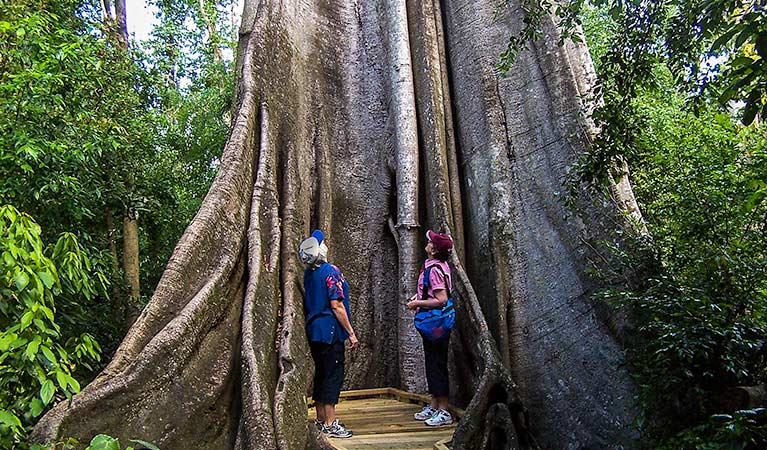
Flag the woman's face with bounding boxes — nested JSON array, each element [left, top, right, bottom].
[[425, 241, 437, 257]]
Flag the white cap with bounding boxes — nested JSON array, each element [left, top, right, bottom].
[[299, 230, 328, 266]]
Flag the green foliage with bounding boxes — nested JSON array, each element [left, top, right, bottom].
[[584, 39, 767, 448], [22, 434, 160, 450], [0, 0, 232, 443], [0, 0, 132, 361], [0, 0, 136, 227], [134, 0, 235, 294], [0, 0, 231, 347], [663, 409, 767, 450], [84, 434, 160, 450], [0, 206, 103, 446]]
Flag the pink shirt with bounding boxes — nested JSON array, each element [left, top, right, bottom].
[[416, 259, 451, 300]]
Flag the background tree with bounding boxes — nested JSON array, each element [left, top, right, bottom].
[[578, 5, 767, 447], [1, 0, 235, 444]]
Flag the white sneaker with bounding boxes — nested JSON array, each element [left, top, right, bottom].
[[414, 405, 438, 421], [425, 409, 453, 426], [322, 419, 353, 438]]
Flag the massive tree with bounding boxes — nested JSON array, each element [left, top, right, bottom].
[[32, 0, 641, 448]]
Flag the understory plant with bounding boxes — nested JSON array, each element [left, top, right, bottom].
[[0, 205, 105, 446]]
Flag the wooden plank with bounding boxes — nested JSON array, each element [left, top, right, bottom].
[[308, 389, 459, 450], [328, 430, 455, 450], [433, 437, 451, 450]]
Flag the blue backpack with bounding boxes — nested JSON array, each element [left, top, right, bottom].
[[414, 264, 455, 342]]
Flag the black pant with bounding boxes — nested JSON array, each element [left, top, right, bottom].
[[310, 340, 345, 404], [421, 332, 450, 397]]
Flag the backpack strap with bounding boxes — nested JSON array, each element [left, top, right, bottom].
[[421, 263, 452, 301], [421, 266, 432, 300], [429, 264, 450, 292]]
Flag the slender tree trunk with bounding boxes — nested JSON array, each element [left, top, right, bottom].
[[105, 208, 124, 314], [33, 1, 643, 449], [101, 0, 128, 48], [103, 4, 139, 324], [200, 0, 224, 62], [100, 0, 112, 23], [114, 0, 128, 48], [122, 208, 141, 324], [387, 0, 426, 394]]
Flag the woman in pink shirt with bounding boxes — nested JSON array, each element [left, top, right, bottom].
[[406, 230, 454, 426]]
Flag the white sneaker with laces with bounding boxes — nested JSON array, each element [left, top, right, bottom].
[[322, 419, 353, 438], [414, 405, 438, 421], [425, 409, 453, 426]]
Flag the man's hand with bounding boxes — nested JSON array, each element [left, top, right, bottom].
[[348, 333, 359, 349]]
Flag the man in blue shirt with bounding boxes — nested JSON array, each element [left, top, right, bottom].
[[299, 230, 358, 439]]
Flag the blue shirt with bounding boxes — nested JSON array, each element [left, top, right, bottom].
[[304, 262, 352, 344]]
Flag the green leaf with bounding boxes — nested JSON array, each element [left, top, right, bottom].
[[88, 434, 120, 450], [40, 305, 55, 322], [9, 336, 28, 350], [56, 370, 67, 389], [67, 374, 81, 392], [20, 311, 34, 330], [56, 370, 67, 390], [29, 398, 44, 417], [42, 345, 58, 365], [735, 29, 751, 48], [742, 99, 759, 126], [41, 379, 55, 404], [14, 271, 29, 291], [25, 339, 40, 360], [130, 440, 160, 450], [710, 28, 738, 52], [0, 332, 16, 351], [718, 88, 737, 104], [38, 271, 54, 288], [0, 410, 22, 428], [731, 56, 755, 68], [15, 28, 25, 39]]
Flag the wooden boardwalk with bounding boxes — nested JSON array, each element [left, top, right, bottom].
[[308, 388, 461, 450]]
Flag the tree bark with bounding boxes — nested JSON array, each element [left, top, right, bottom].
[[105, 208, 125, 319], [387, 0, 426, 394], [122, 208, 141, 325], [101, 0, 128, 48], [114, 0, 128, 48], [32, 0, 642, 448]]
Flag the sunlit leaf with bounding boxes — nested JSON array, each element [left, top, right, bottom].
[[40, 379, 55, 404]]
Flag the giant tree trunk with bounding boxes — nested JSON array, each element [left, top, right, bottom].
[[33, 0, 640, 449]]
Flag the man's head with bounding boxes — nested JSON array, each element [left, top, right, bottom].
[[426, 230, 453, 261], [299, 229, 328, 267]]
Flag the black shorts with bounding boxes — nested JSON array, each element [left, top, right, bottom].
[[310, 340, 345, 404]]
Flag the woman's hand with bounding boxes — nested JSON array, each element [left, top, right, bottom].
[[406, 299, 420, 311]]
